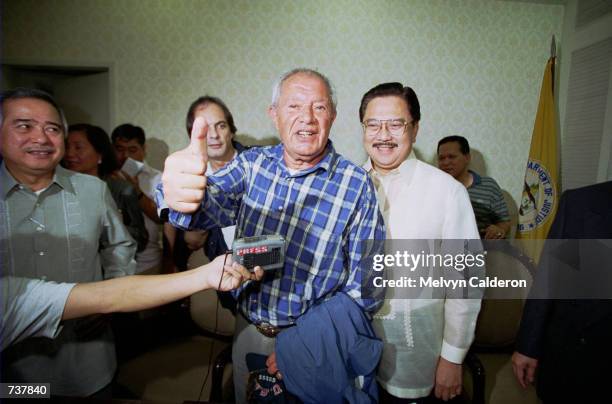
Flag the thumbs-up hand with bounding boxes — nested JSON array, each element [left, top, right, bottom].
[[161, 117, 209, 213], [188, 116, 209, 156]]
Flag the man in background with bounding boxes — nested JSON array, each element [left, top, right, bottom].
[[112, 124, 165, 273], [1, 88, 135, 396], [176, 96, 247, 268], [174, 95, 248, 311], [437, 135, 511, 239]]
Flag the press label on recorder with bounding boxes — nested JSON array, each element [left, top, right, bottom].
[[236, 245, 269, 255], [232, 235, 285, 271]]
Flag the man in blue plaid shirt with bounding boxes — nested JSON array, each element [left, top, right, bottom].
[[157, 68, 384, 402]]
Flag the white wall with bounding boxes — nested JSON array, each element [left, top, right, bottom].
[[2, 0, 566, 202], [54, 72, 111, 133]]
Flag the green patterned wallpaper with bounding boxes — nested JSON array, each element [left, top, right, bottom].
[[2, 0, 564, 204]]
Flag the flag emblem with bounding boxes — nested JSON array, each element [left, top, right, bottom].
[[518, 159, 556, 233]]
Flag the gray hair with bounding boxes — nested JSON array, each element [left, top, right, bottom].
[[270, 68, 337, 112], [0, 87, 68, 134]]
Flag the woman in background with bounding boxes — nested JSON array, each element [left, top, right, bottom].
[[63, 123, 148, 253]]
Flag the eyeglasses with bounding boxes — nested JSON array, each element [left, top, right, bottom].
[[362, 119, 412, 137]]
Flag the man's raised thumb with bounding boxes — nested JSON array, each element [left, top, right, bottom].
[[189, 116, 208, 155]]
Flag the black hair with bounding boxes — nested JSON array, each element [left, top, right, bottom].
[[437, 135, 470, 155], [68, 123, 118, 178], [0, 87, 67, 132], [359, 82, 421, 123], [185, 96, 237, 136], [111, 123, 146, 145]]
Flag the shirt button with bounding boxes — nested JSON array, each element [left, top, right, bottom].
[[277, 206, 283, 211], [39, 251, 45, 256]]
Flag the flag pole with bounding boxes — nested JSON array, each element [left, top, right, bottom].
[[516, 38, 560, 261], [550, 35, 556, 96]]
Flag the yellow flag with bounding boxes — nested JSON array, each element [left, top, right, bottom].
[[516, 57, 559, 261]]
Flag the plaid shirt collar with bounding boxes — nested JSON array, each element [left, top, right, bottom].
[[263, 140, 335, 179]]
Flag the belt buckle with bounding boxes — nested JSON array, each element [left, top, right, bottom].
[[256, 322, 281, 338]]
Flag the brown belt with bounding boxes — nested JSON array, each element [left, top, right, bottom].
[[255, 322, 293, 338]]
